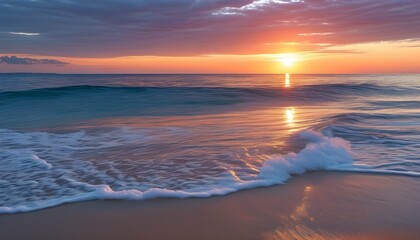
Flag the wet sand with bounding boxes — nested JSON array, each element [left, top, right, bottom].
[[1, 172, 419, 240]]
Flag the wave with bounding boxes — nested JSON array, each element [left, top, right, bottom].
[[0, 129, 353, 214], [2, 83, 403, 129], [2, 83, 418, 129], [367, 100, 420, 109], [1, 83, 417, 102], [1, 125, 418, 214]]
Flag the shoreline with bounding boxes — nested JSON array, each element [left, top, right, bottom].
[[1, 171, 419, 240]]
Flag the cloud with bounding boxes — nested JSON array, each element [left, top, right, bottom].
[[0, 56, 68, 65], [0, 0, 419, 57], [297, 32, 334, 37], [213, 0, 304, 15], [8, 32, 40, 36]]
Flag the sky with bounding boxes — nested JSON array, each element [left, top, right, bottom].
[[1, 0, 420, 73]]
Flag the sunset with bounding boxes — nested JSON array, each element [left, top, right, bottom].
[[1, 1, 420, 240], [1, 0, 420, 74]]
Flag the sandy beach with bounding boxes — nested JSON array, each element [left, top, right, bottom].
[[1, 172, 419, 240]]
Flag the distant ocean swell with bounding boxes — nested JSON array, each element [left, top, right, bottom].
[[1, 83, 418, 102], [1, 83, 418, 128]]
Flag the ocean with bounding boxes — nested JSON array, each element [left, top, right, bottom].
[[1, 73, 419, 213]]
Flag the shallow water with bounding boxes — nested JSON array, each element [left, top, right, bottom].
[[0, 73, 419, 213]]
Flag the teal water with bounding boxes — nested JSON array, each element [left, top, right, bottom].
[[0, 74, 419, 213]]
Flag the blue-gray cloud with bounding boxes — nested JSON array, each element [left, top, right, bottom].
[[0, 0, 419, 57], [0, 56, 68, 65]]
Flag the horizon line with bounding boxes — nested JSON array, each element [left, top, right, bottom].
[[1, 72, 420, 75]]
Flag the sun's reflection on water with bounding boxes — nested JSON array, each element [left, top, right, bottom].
[[285, 107, 295, 126], [284, 73, 291, 88]]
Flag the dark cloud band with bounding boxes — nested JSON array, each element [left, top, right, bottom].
[[0, 56, 68, 65]]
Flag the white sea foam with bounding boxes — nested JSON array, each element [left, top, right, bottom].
[[0, 128, 357, 214], [259, 130, 353, 183]]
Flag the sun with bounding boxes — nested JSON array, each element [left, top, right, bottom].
[[278, 54, 296, 67]]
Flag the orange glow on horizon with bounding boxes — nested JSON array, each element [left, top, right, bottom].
[[1, 41, 419, 73]]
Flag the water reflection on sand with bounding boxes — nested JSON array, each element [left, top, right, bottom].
[[262, 185, 340, 240]]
